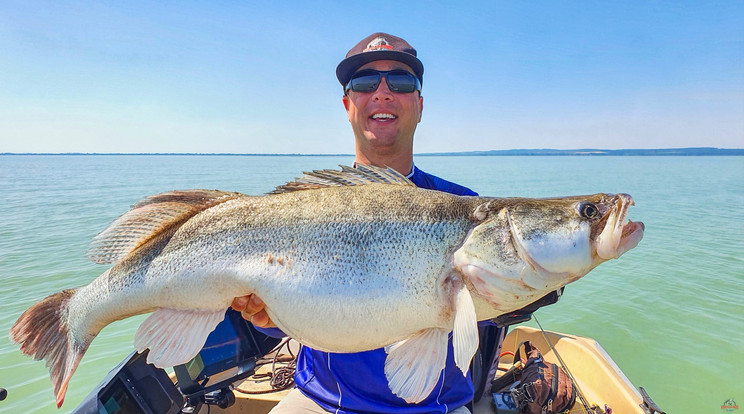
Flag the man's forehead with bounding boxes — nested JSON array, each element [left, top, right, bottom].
[[356, 60, 415, 73]]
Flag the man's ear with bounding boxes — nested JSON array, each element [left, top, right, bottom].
[[343, 95, 350, 111], [418, 95, 424, 122]]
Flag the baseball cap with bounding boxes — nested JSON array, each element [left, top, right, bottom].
[[336, 32, 424, 87]]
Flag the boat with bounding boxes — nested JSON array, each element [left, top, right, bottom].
[[487, 326, 662, 414], [212, 327, 664, 414], [71, 311, 665, 414]]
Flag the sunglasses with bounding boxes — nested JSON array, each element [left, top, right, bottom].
[[345, 69, 422, 94]]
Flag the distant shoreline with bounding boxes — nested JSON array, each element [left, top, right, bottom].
[[2, 147, 743, 156]]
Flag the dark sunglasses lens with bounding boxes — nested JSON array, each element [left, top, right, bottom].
[[350, 72, 381, 92], [386, 71, 418, 93]]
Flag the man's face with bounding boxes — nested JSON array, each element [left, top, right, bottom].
[[343, 60, 423, 157]]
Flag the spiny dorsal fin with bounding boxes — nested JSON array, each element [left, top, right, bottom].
[[271, 164, 414, 194], [87, 190, 241, 264]]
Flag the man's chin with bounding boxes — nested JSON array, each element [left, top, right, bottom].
[[362, 132, 400, 147]]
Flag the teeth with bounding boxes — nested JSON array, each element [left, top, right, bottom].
[[372, 113, 396, 119], [596, 208, 619, 260]]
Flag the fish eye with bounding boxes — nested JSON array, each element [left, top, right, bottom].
[[579, 202, 599, 219]]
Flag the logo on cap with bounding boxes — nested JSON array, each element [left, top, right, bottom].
[[363, 37, 393, 52]]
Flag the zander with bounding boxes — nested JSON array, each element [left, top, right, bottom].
[[10, 165, 644, 408]]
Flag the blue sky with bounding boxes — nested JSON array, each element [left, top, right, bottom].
[[1, 1, 742, 153]]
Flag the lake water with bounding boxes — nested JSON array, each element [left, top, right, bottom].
[[0, 155, 742, 413]]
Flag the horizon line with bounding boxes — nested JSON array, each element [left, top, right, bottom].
[[2, 147, 743, 156]]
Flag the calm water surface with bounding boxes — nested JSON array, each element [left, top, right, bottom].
[[1, 155, 742, 413]]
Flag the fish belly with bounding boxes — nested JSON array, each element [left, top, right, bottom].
[[260, 268, 453, 352]]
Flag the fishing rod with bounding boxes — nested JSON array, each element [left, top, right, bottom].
[[533, 316, 666, 414], [533, 316, 595, 414]]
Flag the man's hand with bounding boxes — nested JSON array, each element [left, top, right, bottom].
[[231, 295, 276, 328]]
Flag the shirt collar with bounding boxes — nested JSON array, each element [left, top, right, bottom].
[[406, 164, 417, 179], [352, 161, 416, 178]]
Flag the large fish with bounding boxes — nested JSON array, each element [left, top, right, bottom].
[[10, 165, 644, 408]]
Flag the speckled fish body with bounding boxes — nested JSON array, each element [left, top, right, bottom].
[[10, 165, 644, 408]]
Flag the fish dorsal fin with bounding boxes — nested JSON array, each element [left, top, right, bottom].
[[87, 190, 241, 264], [270, 164, 414, 194]]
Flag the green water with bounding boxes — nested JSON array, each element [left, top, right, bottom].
[[1, 155, 742, 413]]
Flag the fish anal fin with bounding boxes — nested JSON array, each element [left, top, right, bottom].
[[384, 328, 449, 403], [453, 287, 479, 375], [87, 190, 241, 264], [134, 308, 226, 368]]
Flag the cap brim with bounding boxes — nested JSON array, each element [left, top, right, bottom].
[[336, 50, 424, 86]]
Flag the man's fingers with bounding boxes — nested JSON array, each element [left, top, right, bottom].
[[246, 297, 276, 328], [246, 295, 264, 313], [231, 296, 249, 311], [231, 295, 276, 328], [248, 309, 273, 328]]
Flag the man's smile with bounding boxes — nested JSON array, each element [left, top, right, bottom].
[[371, 112, 397, 122]]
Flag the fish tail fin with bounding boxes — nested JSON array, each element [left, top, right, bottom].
[[9, 288, 87, 408]]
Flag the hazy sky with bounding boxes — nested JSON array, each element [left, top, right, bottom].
[[1, 1, 742, 153]]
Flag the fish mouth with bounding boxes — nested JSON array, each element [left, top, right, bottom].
[[596, 194, 644, 260]]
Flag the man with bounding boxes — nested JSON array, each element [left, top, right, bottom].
[[232, 33, 497, 413]]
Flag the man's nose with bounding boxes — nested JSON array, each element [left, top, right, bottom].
[[372, 77, 394, 101]]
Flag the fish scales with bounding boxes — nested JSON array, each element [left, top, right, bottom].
[[132, 184, 481, 351]]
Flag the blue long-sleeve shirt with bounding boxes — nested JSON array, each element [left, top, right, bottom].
[[260, 165, 484, 413]]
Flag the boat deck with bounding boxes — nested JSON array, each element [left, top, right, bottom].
[[195, 326, 647, 413]]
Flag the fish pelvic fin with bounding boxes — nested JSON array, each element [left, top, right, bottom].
[[384, 328, 449, 404], [134, 308, 226, 368], [453, 286, 478, 375], [87, 190, 242, 264], [270, 164, 415, 194], [9, 289, 87, 408]]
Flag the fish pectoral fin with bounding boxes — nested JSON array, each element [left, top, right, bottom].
[[383, 328, 448, 404], [134, 308, 226, 368], [453, 286, 479, 375]]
